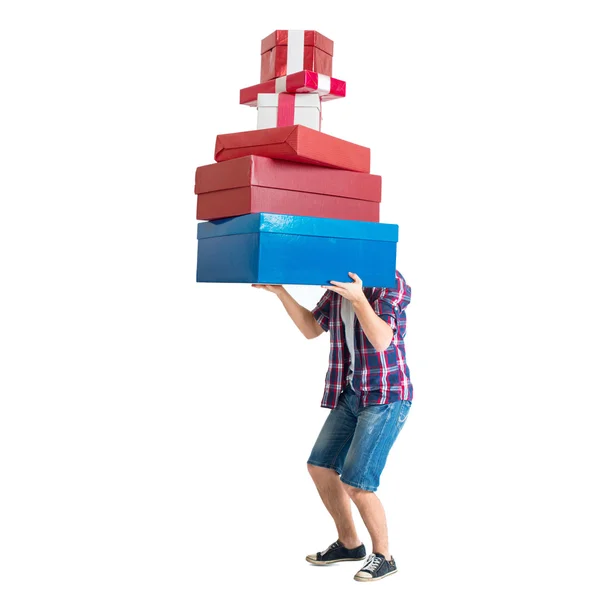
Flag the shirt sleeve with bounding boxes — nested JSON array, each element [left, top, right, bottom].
[[310, 290, 332, 332], [371, 273, 412, 331]]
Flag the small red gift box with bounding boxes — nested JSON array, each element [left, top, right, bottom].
[[214, 125, 370, 173], [240, 70, 346, 106], [260, 30, 334, 83], [195, 155, 381, 222]]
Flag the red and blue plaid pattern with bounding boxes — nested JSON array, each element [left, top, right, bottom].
[[311, 269, 413, 408]]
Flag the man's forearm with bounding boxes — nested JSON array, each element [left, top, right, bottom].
[[353, 297, 393, 352], [277, 289, 323, 339]]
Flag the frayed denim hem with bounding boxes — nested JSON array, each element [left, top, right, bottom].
[[340, 475, 378, 493], [306, 459, 342, 476]]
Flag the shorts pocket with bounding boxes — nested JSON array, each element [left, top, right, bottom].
[[396, 400, 411, 426]]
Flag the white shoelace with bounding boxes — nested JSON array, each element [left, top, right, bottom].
[[362, 554, 383, 572], [323, 541, 340, 554]]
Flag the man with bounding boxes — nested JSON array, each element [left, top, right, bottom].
[[253, 269, 413, 583]]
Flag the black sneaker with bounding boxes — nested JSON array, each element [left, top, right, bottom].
[[306, 540, 367, 565], [354, 553, 398, 582]]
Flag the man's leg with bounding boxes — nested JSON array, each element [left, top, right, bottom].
[[342, 484, 390, 559], [307, 389, 363, 550], [307, 464, 361, 549], [339, 399, 412, 561]]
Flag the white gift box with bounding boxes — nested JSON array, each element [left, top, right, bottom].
[[256, 92, 322, 131]]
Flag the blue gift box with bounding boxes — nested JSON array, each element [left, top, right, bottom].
[[196, 212, 398, 287]]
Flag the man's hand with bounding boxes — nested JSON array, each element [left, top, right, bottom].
[[252, 283, 285, 297], [325, 272, 393, 351], [322, 272, 367, 306]]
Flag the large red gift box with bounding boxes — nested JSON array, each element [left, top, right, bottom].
[[260, 30, 333, 82], [240, 70, 346, 106], [196, 155, 381, 221], [214, 125, 370, 173]]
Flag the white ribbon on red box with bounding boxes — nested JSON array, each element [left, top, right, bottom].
[[275, 73, 333, 95], [286, 30, 305, 75], [240, 71, 346, 106]]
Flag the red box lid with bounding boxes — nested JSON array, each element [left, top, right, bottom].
[[260, 30, 334, 56], [214, 126, 370, 173], [195, 155, 381, 202]]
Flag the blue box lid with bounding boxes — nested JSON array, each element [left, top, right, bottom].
[[197, 213, 398, 242]]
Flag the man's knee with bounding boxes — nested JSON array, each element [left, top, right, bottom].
[[342, 481, 372, 500], [307, 462, 337, 479]]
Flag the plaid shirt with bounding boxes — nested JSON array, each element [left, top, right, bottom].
[[311, 269, 413, 408]]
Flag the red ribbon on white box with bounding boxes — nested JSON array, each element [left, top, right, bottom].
[[256, 93, 321, 131], [276, 93, 296, 127]]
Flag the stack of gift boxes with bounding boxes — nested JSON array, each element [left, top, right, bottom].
[[195, 30, 398, 288]]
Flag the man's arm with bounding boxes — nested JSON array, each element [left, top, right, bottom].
[[252, 284, 325, 339], [278, 288, 325, 339], [323, 272, 395, 352], [352, 297, 394, 352]]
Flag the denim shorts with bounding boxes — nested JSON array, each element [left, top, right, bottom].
[[307, 385, 412, 492]]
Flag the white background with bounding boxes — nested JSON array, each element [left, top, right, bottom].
[[1, 1, 599, 598]]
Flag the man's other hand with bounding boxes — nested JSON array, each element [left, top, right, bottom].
[[252, 284, 285, 297]]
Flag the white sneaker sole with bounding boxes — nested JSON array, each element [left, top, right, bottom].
[[354, 568, 398, 582], [306, 556, 366, 566]]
